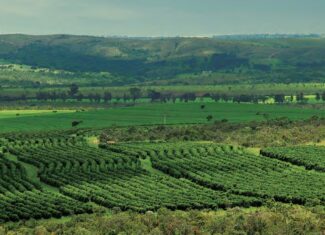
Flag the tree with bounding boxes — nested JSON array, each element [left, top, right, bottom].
[[148, 90, 161, 102], [69, 84, 79, 97], [94, 93, 101, 103], [289, 95, 294, 102], [322, 92, 325, 101], [103, 91, 112, 103], [88, 93, 95, 102], [60, 92, 68, 102], [206, 115, 213, 122], [50, 91, 58, 101], [20, 94, 27, 101], [200, 105, 205, 109], [36, 91, 49, 101], [76, 93, 84, 102], [296, 92, 305, 103], [315, 93, 321, 101], [72, 120, 83, 127], [129, 88, 142, 102], [211, 94, 221, 102], [181, 93, 196, 102], [274, 94, 285, 103], [123, 94, 130, 103]]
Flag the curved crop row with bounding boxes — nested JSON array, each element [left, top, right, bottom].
[[261, 146, 325, 172]]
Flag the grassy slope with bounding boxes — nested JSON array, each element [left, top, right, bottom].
[[0, 102, 323, 133]]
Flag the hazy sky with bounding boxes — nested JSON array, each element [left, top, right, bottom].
[[0, 0, 324, 36]]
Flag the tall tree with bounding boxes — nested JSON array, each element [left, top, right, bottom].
[[129, 88, 142, 102], [103, 91, 112, 103], [274, 94, 285, 103], [69, 84, 79, 97]]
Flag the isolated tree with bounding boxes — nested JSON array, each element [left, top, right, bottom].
[[129, 88, 142, 102], [206, 115, 213, 122], [72, 120, 83, 127], [322, 92, 325, 101], [200, 105, 206, 109], [69, 84, 79, 97], [315, 93, 321, 101]]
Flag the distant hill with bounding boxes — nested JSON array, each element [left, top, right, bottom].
[[0, 34, 325, 86], [213, 34, 322, 40]]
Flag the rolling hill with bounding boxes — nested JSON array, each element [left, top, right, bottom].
[[1, 34, 325, 86]]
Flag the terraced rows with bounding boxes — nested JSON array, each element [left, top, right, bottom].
[[5, 140, 325, 222], [8, 142, 261, 212], [53, 169, 260, 211], [0, 157, 92, 222], [119, 142, 325, 205], [8, 143, 140, 177], [261, 146, 325, 172]]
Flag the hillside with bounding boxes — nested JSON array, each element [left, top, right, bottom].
[[1, 34, 325, 86]]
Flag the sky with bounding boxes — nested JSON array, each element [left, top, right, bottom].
[[0, 0, 324, 36]]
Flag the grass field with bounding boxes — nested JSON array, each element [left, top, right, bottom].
[[0, 102, 323, 133], [0, 110, 74, 119]]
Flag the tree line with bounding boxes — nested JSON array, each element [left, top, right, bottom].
[[0, 84, 325, 104]]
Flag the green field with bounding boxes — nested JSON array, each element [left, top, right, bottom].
[[0, 110, 74, 119], [0, 103, 323, 133]]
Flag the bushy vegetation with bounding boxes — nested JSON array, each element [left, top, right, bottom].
[[1, 205, 325, 235], [99, 117, 325, 147]]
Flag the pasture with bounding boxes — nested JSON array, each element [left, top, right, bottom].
[[0, 102, 323, 133]]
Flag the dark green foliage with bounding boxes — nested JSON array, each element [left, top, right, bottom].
[[127, 142, 325, 205], [72, 120, 83, 127], [0, 157, 91, 222], [1, 35, 325, 85], [261, 146, 325, 171], [9, 142, 259, 212]]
